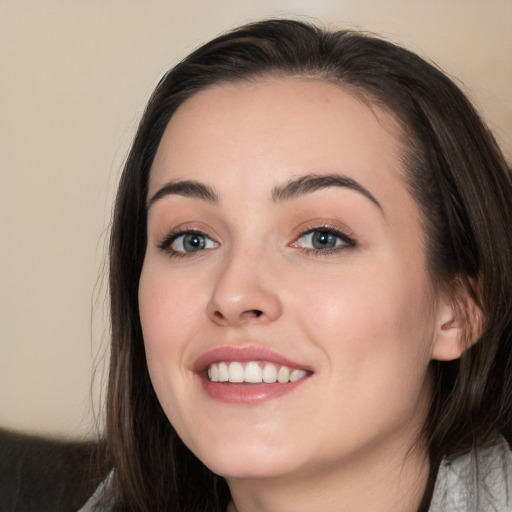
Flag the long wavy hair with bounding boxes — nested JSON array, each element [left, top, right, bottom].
[[104, 19, 512, 511]]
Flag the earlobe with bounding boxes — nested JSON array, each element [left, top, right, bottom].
[[431, 279, 484, 362]]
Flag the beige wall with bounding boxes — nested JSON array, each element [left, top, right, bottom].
[[1, 0, 511, 438]]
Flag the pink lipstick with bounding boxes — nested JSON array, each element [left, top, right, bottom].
[[194, 346, 312, 405]]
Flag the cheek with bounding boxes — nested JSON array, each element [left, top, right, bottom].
[[139, 259, 205, 350], [137, 258, 213, 435], [138, 258, 210, 409], [290, 259, 436, 378]]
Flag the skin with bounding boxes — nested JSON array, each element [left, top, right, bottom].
[[138, 79, 465, 512]]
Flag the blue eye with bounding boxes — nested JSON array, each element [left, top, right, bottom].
[[305, 231, 338, 249], [165, 232, 218, 254], [296, 229, 354, 252]]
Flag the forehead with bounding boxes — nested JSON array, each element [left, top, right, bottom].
[[149, 78, 407, 205]]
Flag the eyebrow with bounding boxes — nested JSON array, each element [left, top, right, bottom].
[[148, 179, 219, 208], [272, 173, 382, 211], [148, 173, 382, 211]]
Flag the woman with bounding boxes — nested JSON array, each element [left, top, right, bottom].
[[85, 19, 512, 512]]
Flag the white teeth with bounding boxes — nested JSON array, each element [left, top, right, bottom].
[[228, 362, 244, 383], [277, 366, 290, 383], [218, 362, 229, 382], [290, 369, 308, 382], [244, 362, 263, 383], [262, 363, 277, 383], [208, 364, 219, 382], [206, 361, 309, 384]]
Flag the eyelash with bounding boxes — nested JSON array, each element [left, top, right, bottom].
[[292, 225, 356, 256], [158, 225, 356, 259], [158, 228, 219, 259]]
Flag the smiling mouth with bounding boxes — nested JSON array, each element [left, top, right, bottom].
[[207, 361, 310, 384]]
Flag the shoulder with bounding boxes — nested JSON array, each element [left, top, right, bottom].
[[77, 471, 113, 512], [430, 436, 512, 512]]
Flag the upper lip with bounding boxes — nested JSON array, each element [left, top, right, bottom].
[[193, 345, 313, 374]]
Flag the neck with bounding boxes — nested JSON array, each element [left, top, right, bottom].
[[226, 435, 430, 512]]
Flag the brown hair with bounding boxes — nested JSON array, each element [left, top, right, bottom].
[[104, 19, 512, 511]]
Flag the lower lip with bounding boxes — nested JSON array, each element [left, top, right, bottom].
[[199, 376, 309, 405]]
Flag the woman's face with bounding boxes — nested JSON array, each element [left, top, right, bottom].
[[139, 79, 454, 482]]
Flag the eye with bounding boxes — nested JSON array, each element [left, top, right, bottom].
[[293, 227, 355, 253], [299, 231, 340, 250], [159, 230, 218, 257]]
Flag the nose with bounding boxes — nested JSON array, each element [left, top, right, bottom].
[[206, 248, 283, 327]]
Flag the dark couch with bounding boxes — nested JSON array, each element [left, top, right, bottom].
[[0, 428, 109, 512]]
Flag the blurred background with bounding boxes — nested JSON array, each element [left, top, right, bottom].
[[1, 0, 511, 438]]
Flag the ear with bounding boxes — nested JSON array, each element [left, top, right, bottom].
[[431, 277, 484, 361]]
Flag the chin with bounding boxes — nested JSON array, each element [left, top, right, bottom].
[[207, 455, 298, 481], [184, 431, 301, 480]]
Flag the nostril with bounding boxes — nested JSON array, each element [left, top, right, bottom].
[[247, 309, 263, 318], [210, 308, 264, 324]]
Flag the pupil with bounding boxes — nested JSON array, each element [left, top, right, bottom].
[[184, 234, 205, 252], [313, 231, 335, 249]]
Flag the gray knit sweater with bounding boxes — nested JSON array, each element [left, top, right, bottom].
[[79, 437, 512, 512], [429, 436, 512, 511]]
